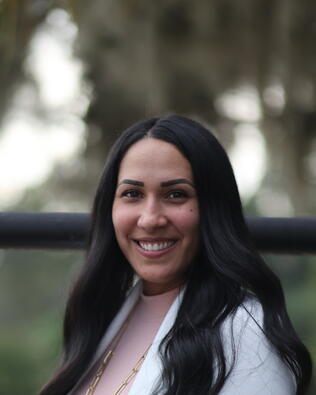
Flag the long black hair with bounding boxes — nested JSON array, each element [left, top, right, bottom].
[[39, 115, 312, 395]]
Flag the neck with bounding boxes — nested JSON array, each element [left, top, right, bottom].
[[142, 279, 185, 296]]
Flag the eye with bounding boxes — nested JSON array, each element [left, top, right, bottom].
[[121, 189, 142, 199], [167, 190, 188, 200]]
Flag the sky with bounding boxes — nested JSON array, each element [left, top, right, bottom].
[[0, 8, 267, 211]]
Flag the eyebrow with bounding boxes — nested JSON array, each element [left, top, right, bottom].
[[160, 178, 194, 187], [117, 178, 194, 187], [118, 179, 144, 187]]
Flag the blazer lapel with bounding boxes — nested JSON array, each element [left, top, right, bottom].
[[91, 281, 142, 367], [128, 287, 184, 395]]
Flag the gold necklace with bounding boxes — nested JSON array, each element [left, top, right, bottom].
[[85, 301, 151, 395], [85, 344, 151, 395]]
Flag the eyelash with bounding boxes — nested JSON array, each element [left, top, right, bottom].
[[121, 190, 142, 199], [120, 189, 189, 200], [167, 190, 188, 199]]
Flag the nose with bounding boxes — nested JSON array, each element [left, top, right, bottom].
[[137, 199, 168, 231]]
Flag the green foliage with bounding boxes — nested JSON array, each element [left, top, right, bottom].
[[0, 313, 61, 394], [264, 254, 316, 393], [0, 250, 83, 394]]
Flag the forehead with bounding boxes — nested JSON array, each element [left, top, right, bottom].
[[117, 138, 193, 180]]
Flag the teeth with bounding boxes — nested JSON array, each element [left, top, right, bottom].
[[139, 241, 175, 251]]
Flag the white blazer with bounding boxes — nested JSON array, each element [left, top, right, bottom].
[[70, 282, 295, 395]]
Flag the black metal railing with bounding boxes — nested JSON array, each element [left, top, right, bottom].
[[0, 212, 315, 253]]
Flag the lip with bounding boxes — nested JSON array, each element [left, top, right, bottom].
[[133, 239, 177, 258], [134, 237, 176, 242]]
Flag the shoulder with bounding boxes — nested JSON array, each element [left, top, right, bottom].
[[222, 296, 264, 345], [219, 297, 296, 395]]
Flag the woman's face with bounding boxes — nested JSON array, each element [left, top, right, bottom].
[[112, 138, 200, 295]]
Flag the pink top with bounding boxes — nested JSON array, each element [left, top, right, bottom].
[[77, 287, 179, 395]]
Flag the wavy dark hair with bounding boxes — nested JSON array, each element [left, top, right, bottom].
[[40, 115, 312, 395]]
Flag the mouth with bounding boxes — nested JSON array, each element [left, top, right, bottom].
[[136, 240, 176, 251], [132, 239, 177, 256]]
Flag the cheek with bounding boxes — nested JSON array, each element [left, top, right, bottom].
[[173, 206, 200, 236], [111, 206, 141, 273], [112, 204, 134, 237]]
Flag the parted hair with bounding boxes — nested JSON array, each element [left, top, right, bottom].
[[39, 115, 312, 395]]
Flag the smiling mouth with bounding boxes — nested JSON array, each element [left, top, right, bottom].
[[136, 240, 176, 251]]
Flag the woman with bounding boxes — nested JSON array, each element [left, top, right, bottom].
[[40, 115, 312, 395]]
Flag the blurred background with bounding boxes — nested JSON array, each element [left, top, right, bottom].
[[0, 0, 315, 393]]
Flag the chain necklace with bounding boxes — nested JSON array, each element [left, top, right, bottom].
[[85, 344, 151, 395], [85, 301, 151, 395]]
